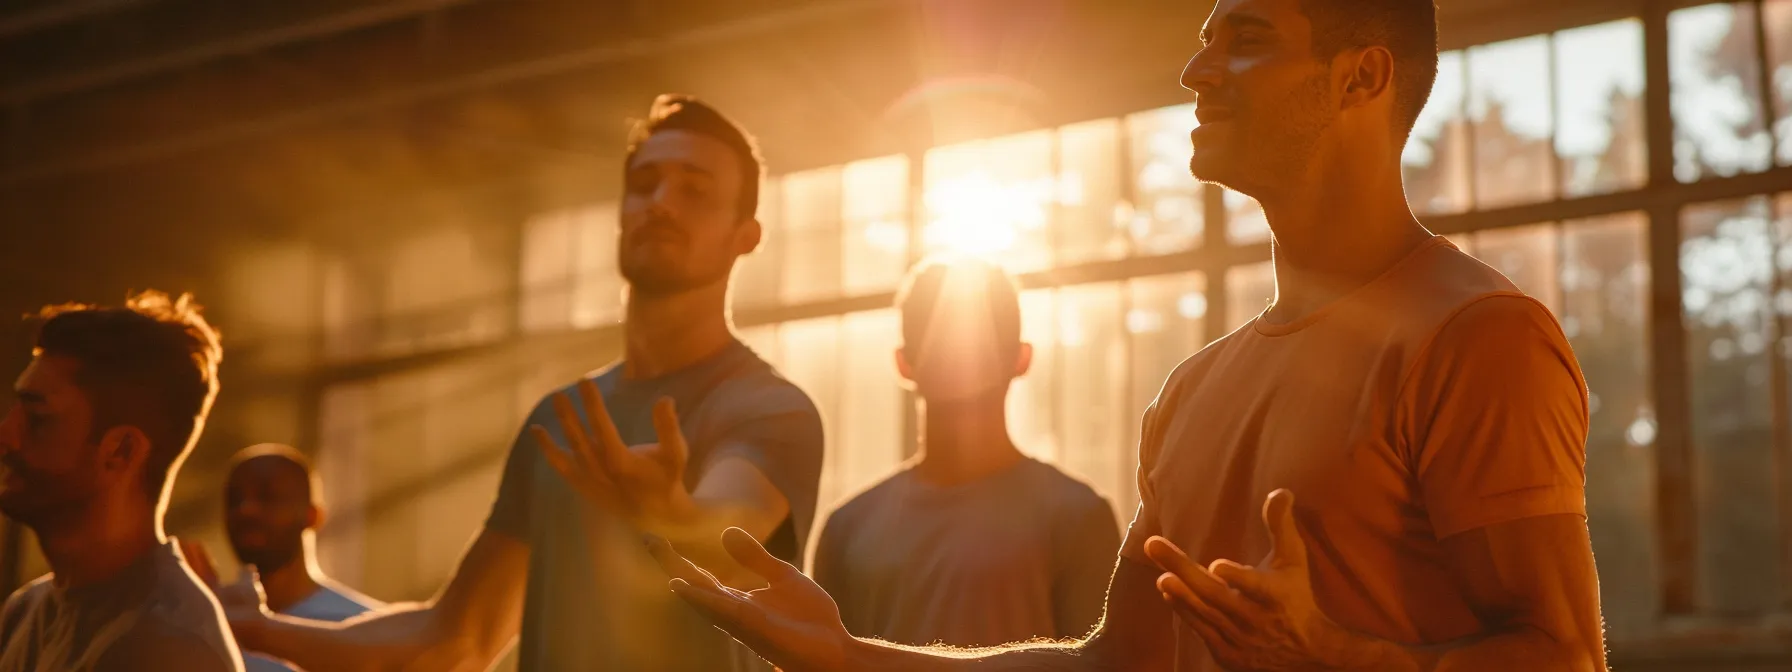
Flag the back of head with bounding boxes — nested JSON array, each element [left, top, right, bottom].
[[897, 256, 1023, 366], [625, 94, 765, 221], [227, 443, 318, 503], [1300, 0, 1440, 140], [33, 291, 222, 504]]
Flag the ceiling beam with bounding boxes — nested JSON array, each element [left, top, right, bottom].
[[0, 0, 150, 39], [1, 0, 481, 106]]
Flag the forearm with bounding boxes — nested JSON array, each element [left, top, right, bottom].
[[244, 604, 491, 672], [1340, 626, 1600, 672]]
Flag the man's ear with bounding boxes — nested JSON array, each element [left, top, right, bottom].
[[894, 347, 916, 383], [306, 502, 325, 531], [1339, 45, 1395, 112], [736, 217, 765, 255], [99, 425, 151, 476], [1013, 342, 1034, 378]]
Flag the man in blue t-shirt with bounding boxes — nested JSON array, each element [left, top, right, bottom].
[[218, 95, 825, 672]]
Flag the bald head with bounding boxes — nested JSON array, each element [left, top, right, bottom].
[[224, 444, 319, 571]]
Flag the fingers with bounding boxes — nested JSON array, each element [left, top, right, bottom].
[[721, 527, 799, 583], [1262, 489, 1308, 570], [1144, 537, 1258, 629], [578, 379, 633, 475], [651, 397, 689, 477], [178, 538, 219, 589], [646, 536, 725, 591], [1207, 559, 1274, 602], [1156, 575, 1243, 651], [550, 393, 604, 480], [670, 578, 757, 628]]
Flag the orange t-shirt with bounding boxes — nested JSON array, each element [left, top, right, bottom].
[[1121, 237, 1589, 671]]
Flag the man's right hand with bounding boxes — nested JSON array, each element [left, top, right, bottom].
[[648, 527, 854, 672], [178, 538, 273, 647]]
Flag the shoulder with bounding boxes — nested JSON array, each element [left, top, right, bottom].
[[140, 549, 238, 665], [102, 618, 238, 671], [1028, 462, 1114, 517], [824, 469, 911, 531], [1, 575, 51, 628], [708, 364, 821, 421], [288, 582, 382, 621]]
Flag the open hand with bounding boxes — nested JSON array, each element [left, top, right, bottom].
[[176, 538, 273, 646], [533, 379, 698, 527], [1145, 490, 1362, 671], [648, 528, 852, 672]]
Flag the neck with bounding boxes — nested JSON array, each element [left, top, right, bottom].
[[913, 389, 1025, 486], [1256, 150, 1432, 323], [255, 541, 324, 613], [623, 281, 735, 380], [35, 496, 162, 589]]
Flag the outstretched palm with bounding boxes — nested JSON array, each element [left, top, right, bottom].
[[649, 528, 853, 672], [532, 379, 698, 526]]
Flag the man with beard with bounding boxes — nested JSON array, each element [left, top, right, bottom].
[[184, 444, 381, 671], [222, 94, 826, 672], [628, 1, 1608, 671], [0, 291, 239, 671]]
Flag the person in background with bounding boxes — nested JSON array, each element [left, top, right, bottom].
[[183, 443, 382, 671], [0, 291, 239, 671], [638, 1, 1609, 670], [811, 258, 1119, 647], [221, 94, 827, 672]]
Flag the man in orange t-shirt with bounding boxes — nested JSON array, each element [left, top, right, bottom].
[[565, 1, 1610, 670]]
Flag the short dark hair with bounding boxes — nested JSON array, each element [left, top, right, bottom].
[[896, 257, 1022, 364], [228, 443, 319, 504], [624, 94, 764, 221], [1299, 0, 1440, 140], [32, 291, 222, 501]]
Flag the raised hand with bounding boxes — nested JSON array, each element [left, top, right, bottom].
[[533, 379, 699, 528], [1145, 490, 1368, 671], [648, 528, 853, 672], [177, 538, 274, 645]]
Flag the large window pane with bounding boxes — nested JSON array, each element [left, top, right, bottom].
[[569, 203, 623, 330], [1127, 105, 1204, 254], [923, 131, 1055, 271], [1670, 3, 1774, 182], [1681, 196, 1780, 612], [734, 176, 785, 310], [1227, 262, 1276, 330], [1766, 0, 1792, 165], [1057, 283, 1129, 519], [1472, 223, 1563, 314], [1060, 119, 1130, 265], [781, 169, 845, 305], [777, 318, 845, 507], [1469, 36, 1557, 208], [520, 211, 576, 333], [1009, 289, 1059, 462], [1225, 190, 1271, 245], [1562, 213, 1658, 636], [382, 225, 510, 355], [837, 310, 906, 509], [1126, 272, 1206, 516], [1554, 20, 1648, 197], [842, 157, 911, 296], [1404, 51, 1473, 215]]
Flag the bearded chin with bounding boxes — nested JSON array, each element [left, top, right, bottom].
[[622, 262, 734, 298]]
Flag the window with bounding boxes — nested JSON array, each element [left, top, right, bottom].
[[1555, 19, 1649, 197], [1227, 262, 1277, 329], [1056, 283, 1130, 515], [520, 203, 622, 332], [1770, 0, 1792, 165], [1469, 35, 1558, 208], [781, 168, 845, 305], [1127, 105, 1205, 254], [1681, 195, 1782, 612], [842, 157, 912, 296], [734, 177, 784, 309], [1670, 3, 1774, 182], [924, 131, 1056, 271], [1059, 119, 1129, 266], [1405, 50, 1473, 215], [1125, 272, 1207, 515], [1473, 223, 1563, 314]]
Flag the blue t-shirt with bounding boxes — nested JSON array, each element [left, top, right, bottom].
[[245, 583, 380, 672], [485, 340, 825, 671]]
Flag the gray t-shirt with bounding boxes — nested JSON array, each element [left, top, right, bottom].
[[246, 582, 380, 672], [0, 541, 241, 672], [486, 340, 825, 671], [813, 457, 1121, 647]]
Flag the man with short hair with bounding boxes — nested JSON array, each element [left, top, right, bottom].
[[634, 1, 1609, 670], [812, 258, 1119, 647], [224, 94, 827, 672], [0, 291, 240, 672], [184, 444, 382, 671]]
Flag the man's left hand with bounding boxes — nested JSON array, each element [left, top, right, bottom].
[[532, 379, 700, 529], [1145, 489, 1373, 671]]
